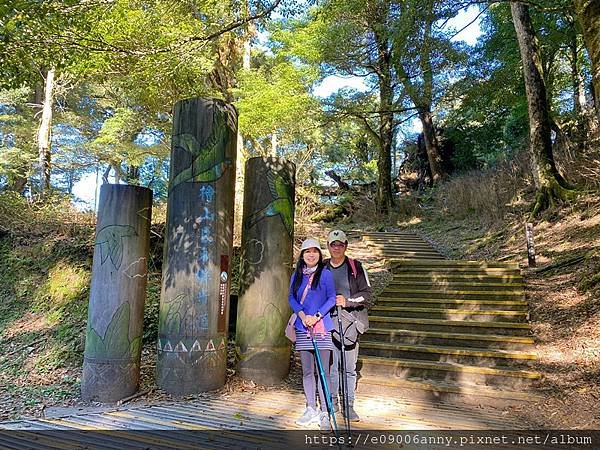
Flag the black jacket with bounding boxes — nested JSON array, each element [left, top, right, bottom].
[[324, 256, 372, 334]]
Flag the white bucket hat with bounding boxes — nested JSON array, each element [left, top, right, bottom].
[[300, 237, 322, 252]]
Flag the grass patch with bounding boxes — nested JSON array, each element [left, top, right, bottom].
[[0, 193, 167, 420]]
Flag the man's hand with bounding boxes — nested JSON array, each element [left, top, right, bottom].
[[335, 295, 346, 307]]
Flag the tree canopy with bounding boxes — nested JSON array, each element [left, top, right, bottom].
[[0, 0, 597, 214]]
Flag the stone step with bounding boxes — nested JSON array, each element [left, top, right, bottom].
[[359, 342, 537, 365], [357, 376, 541, 403], [388, 280, 524, 289], [367, 243, 432, 248], [367, 243, 437, 249], [390, 259, 519, 270], [363, 327, 534, 349], [375, 297, 528, 311], [375, 251, 443, 257], [362, 232, 420, 236], [373, 251, 444, 259], [391, 273, 523, 282], [365, 238, 433, 248], [392, 267, 521, 276], [380, 288, 525, 300], [358, 356, 541, 388], [371, 249, 442, 255], [357, 236, 538, 403], [370, 306, 528, 322], [368, 316, 532, 335], [362, 237, 423, 242], [385, 284, 525, 293]]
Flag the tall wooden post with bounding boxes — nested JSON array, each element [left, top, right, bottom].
[[81, 184, 152, 402], [525, 222, 536, 267], [157, 98, 237, 395], [236, 157, 295, 384]]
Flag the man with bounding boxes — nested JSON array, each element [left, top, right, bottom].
[[324, 229, 372, 422]]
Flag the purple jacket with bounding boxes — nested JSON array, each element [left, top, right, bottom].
[[288, 268, 336, 332]]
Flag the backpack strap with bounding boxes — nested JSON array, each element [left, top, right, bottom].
[[347, 257, 358, 278]]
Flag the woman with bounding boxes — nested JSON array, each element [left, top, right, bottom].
[[289, 237, 336, 431]]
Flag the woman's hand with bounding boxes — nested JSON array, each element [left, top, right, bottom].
[[304, 315, 317, 327]]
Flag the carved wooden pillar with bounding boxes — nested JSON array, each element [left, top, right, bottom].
[[236, 157, 295, 384], [82, 184, 152, 402], [157, 98, 237, 395]]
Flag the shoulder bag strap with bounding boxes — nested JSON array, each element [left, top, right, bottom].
[[299, 272, 315, 305]]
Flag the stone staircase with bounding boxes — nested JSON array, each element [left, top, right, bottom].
[[357, 232, 540, 403]]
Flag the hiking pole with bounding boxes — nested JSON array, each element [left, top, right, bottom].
[[309, 328, 342, 447], [337, 306, 352, 438]]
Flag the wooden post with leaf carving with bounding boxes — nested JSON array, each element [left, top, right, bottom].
[[157, 98, 237, 395], [81, 184, 152, 402], [236, 157, 295, 384]]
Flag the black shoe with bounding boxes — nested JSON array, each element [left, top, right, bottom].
[[331, 399, 339, 413], [343, 405, 360, 422]]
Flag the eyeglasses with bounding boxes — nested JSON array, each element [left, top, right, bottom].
[[329, 242, 346, 248]]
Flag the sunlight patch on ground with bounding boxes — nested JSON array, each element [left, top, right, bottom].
[[1, 312, 50, 340]]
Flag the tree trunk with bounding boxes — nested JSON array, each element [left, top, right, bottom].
[[374, 29, 394, 214], [325, 170, 350, 190], [591, 78, 598, 116], [511, 2, 575, 216], [418, 7, 447, 184], [419, 108, 446, 183], [37, 68, 55, 195], [377, 99, 394, 215], [271, 131, 277, 156], [574, 0, 600, 119], [234, 28, 253, 243], [126, 165, 140, 185], [67, 169, 74, 195], [7, 176, 28, 194], [568, 31, 583, 115]]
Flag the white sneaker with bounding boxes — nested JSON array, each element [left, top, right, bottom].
[[319, 411, 332, 433], [296, 406, 320, 426]]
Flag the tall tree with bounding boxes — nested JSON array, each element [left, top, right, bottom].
[[36, 68, 55, 194], [370, 0, 396, 213], [564, 14, 588, 116], [573, 0, 600, 118], [392, 0, 461, 184], [278, 0, 401, 213], [510, 2, 575, 216]]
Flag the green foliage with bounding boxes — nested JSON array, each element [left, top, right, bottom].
[[0, 193, 92, 370], [317, 120, 379, 183], [0, 1, 92, 88], [440, 4, 528, 171], [234, 61, 319, 141], [142, 273, 161, 344], [0, 87, 38, 187]]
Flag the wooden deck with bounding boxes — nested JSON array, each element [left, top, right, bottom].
[[0, 388, 527, 449]]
